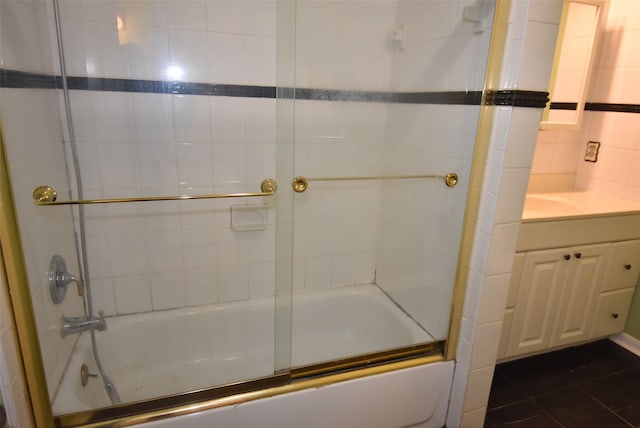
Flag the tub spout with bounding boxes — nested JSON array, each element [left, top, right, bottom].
[[62, 316, 106, 336]]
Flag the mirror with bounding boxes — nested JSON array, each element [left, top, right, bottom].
[[541, 0, 607, 129]]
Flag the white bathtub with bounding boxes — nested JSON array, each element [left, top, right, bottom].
[[52, 284, 442, 423]]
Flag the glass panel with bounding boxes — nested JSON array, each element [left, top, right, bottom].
[[289, 0, 495, 368], [274, 0, 296, 374], [1, 0, 290, 416]]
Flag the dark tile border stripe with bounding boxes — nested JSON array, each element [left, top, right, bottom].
[[550, 102, 578, 110], [585, 103, 640, 114], [488, 90, 550, 108], [547, 102, 640, 113], [1, 68, 550, 108], [0, 69, 58, 89]]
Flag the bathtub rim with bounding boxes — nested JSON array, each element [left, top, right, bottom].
[[57, 352, 444, 428]]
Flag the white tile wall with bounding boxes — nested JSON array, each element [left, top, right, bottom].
[[576, 113, 640, 202], [532, 0, 640, 200], [0, 0, 57, 74], [390, 1, 492, 92], [294, 1, 396, 90]]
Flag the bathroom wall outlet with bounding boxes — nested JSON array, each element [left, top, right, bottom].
[[231, 204, 267, 231], [584, 141, 600, 162]]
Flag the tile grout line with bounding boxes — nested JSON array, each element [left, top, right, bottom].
[[589, 395, 636, 428]]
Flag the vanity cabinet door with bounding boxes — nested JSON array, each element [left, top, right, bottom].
[[551, 243, 610, 347], [602, 240, 640, 292], [507, 248, 570, 358]]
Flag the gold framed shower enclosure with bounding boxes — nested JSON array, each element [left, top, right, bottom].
[[0, 0, 512, 426]]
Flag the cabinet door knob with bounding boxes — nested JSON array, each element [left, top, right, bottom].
[[574, 252, 582, 259], [624, 264, 632, 270], [612, 313, 619, 319], [564, 254, 571, 260]]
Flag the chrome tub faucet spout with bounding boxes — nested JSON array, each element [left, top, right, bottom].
[[62, 316, 106, 336]]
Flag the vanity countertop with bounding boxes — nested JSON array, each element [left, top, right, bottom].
[[522, 191, 640, 222]]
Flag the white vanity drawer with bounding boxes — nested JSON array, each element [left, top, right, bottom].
[[590, 288, 635, 339], [603, 240, 640, 292]]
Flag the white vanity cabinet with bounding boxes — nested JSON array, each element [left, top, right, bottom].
[[498, 214, 640, 361]]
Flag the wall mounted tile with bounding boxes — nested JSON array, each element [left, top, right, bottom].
[[99, 143, 140, 190], [470, 321, 503, 369], [0, 1, 51, 73], [124, 1, 167, 28], [217, 265, 249, 302], [169, 29, 209, 83], [146, 231, 184, 273], [110, 233, 149, 276], [210, 97, 246, 144], [89, 278, 117, 317], [249, 262, 275, 299], [485, 222, 520, 276], [151, 271, 186, 310], [207, 1, 243, 35], [114, 274, 152, 314], [245, 36, 276, 86], [527, 0, 564, 24], [517, 21, 559, 90], [493, 167, 530, 224], [477, 273, 511, 325], [503, 108, 542, 168], [168, 1, 206, 31], [176, 143, 214, 188], [212, 144, 247, 186], [208, 32, 245, 84], [243, 1, 276, 37], [182, 229, 216, 270], [126, 25, 170, 80], [461, 406, 487, 428], [185, 268, 218, 306], [133, 93, 174, 143], [463, 365, 495, 412]]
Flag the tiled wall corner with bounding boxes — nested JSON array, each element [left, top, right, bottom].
[[450, 1, 563, 424]]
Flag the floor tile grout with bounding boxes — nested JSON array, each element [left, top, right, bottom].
[[590, 395, 637, 428], [486, 340, 640, 427]]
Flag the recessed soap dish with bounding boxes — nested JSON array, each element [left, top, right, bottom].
[[230, 204, 267, 231]]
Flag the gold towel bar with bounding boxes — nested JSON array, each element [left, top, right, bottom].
[[292, 173, 458, 193], [32, 178, 278, 206]]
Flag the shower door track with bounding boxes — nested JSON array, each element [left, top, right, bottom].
[[54, 341, 445, 428]]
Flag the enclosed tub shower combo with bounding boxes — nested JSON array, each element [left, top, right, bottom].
[[0, 0, 510, 426]]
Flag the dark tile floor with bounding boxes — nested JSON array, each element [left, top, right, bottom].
[[485, 339, 640, 427]]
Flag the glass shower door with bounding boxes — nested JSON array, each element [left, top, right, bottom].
[[0, 0, 293, 419], [53, 0, 288, 412], [288, 0, 495, 371]]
